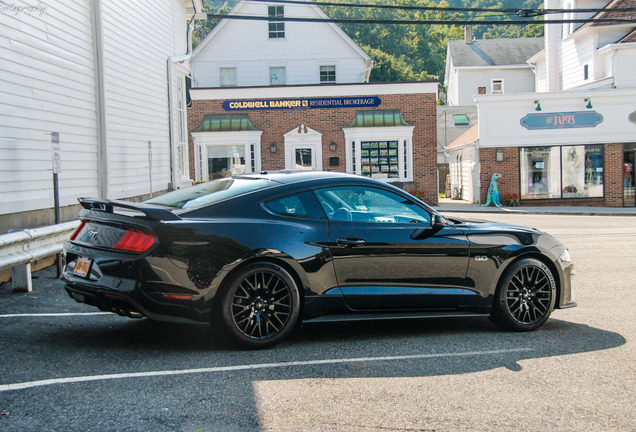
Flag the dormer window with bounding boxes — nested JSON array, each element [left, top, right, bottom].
[[268, 6, 284, 39]]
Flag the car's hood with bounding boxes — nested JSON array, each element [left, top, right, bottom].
[[446, 216, 545, 235], [442, 215, 568, 252]]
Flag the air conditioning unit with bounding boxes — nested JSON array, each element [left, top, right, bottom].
[[451, 187, 462, 200]]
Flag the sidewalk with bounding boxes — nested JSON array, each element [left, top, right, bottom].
[[435, 198, 636, 216]]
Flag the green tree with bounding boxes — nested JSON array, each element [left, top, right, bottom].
[[364, 46, 433, 82]]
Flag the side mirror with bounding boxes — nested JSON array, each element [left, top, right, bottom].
[[411, 214, 446, 240], [431, 214, 447, 230]]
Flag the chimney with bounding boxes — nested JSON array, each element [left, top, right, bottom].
[[464, 25, 473, 44]]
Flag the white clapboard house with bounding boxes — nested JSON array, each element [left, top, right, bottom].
[[0, 0, 203, 232], [190, 0, 373, 87]]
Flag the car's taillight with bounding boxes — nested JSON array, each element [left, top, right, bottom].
[[113, 228, 155, 252], [70, 220, 88, 241]]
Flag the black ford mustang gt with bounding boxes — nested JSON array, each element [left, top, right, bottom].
[[62, 171, 576, 349]]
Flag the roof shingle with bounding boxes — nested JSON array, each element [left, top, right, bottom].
[[448, 37, 544, 67]]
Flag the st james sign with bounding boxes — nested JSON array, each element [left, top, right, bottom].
[[520, 111, 604, 130]]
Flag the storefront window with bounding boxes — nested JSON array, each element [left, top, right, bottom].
[[207, 145, 245, 179], [360, 141, 400, 179], [562, 145, 604, 198], [343, 110, 414, 183], [624, 144, 636, 207], [520, 145, 604, 200], [345, 136, 413, 183], [520, 147, 561, 199], [191, 114, 263, 182], [585, 145, 604, 197]]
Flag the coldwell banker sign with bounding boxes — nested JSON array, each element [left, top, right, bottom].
[[520, 111, 603, 130], [223, 96, 381, 111]]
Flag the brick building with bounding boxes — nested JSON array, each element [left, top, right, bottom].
[[472, 89, 636, 208], [445, 0, 636, 208], [188, 83, 440, 204]]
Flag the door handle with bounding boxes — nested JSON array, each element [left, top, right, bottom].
[[336, 238, 366, 246]]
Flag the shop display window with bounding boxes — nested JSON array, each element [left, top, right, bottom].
[[520, 145, 604, 200], [207, 145, 246, 179], [520, 147, 561, 199], [562, 145, 604, 198], [624, 145, 635, 207], [342, 117, 414, 183], [360, 141, 400, 179], [350, 139, 411, 182]]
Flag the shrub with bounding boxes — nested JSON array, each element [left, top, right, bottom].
[[502, 193, 520, 207], [410, 190, 427, 201]]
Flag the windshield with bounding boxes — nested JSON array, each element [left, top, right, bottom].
[[145, 178, 276, 209]]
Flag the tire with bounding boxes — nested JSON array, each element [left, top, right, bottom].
[[490, 258, 556, 332], [214, 262, 300, 349]]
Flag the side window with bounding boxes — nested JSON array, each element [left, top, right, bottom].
[[314, 186, 431, 224], [491, 79, 503, 94], [269, 66, 286, 85], [264, 192, 324, 219], [268, 6, 285, 39], [320, 65, 336, 83], [219, 67, 237, 87]]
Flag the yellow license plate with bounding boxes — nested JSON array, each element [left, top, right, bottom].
[[73, 258, 91, 277]]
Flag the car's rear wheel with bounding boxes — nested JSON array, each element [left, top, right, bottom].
[[215, 262, 300, 349], [490, 258, 556, 331]]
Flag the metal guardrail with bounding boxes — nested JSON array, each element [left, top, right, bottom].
[[0, 220, 80, 292]]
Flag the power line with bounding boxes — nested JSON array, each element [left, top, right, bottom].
[[245, 0, 636, 17], [248, 0, 522, 14], [205, 13, 636, 26]]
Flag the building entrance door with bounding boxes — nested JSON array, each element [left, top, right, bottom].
[[624, 144, 636, 207]]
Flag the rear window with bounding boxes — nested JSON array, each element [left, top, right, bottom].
[[265, 195, 309, 218], [145, 178, 275, 209]]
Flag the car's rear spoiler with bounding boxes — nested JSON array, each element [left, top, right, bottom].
[[78, 198, 181, 221]]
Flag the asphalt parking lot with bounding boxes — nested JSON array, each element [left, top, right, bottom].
[[1, 213, 635, 432]]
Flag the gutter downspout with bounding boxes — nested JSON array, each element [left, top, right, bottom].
[[91, 0, 108, 198], [167, 14, 198, 190], [360, 59, 374, 83]]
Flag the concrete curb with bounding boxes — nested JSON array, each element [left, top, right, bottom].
[[434, 205, 636, 217]]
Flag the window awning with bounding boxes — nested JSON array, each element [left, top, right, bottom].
[[195, 114, 261, 132], [347, 110, 412, 128]]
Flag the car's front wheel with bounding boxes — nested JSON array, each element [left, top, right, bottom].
[[214, 262, 300, 349], [490, 258, 556, 331]]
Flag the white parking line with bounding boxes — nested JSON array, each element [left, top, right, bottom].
[[0, 312, 112, 318], [0, 347, 532, 392]]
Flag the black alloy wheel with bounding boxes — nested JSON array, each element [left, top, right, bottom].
[[215, 262, 300, 349], [490, 258, 556, 331]]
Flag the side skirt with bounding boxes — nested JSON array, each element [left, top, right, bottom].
[[303, 311, 489, 324]]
